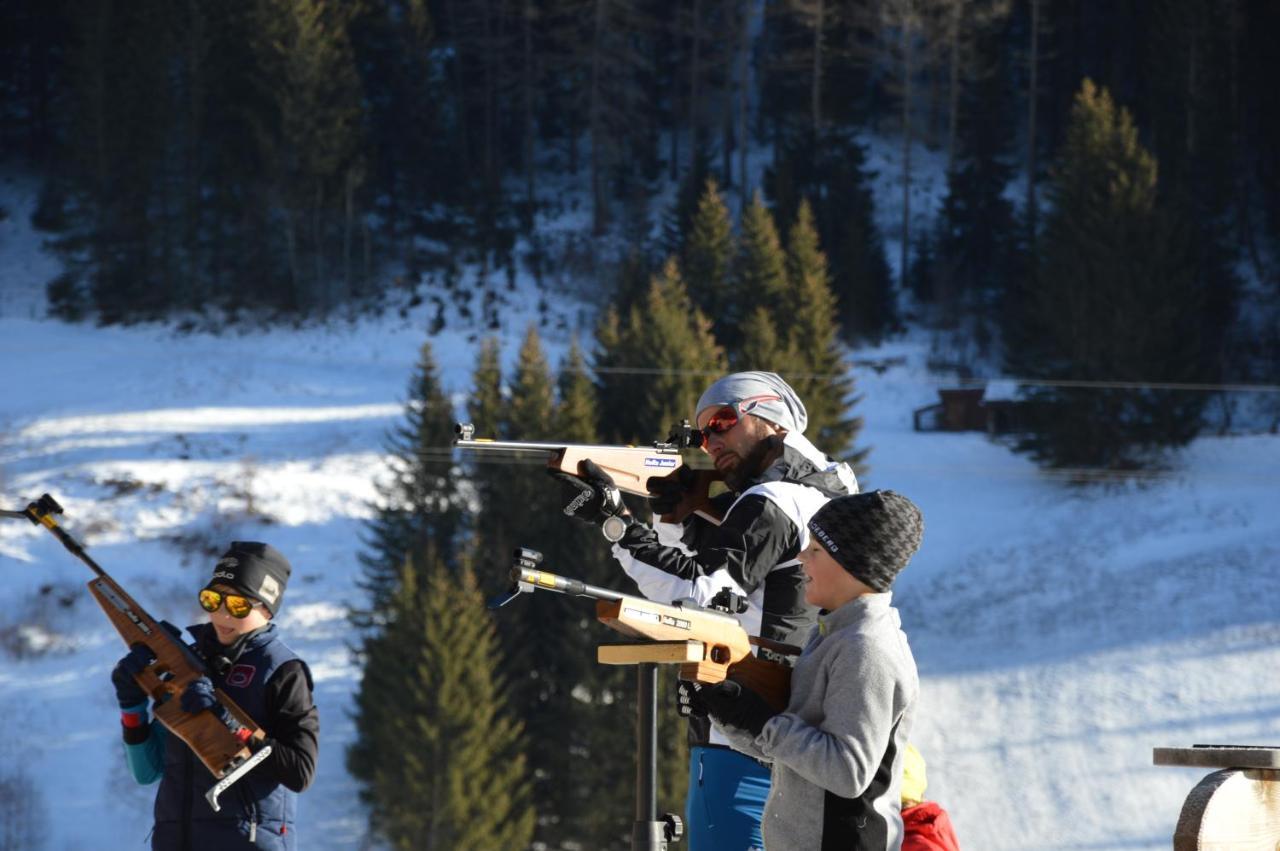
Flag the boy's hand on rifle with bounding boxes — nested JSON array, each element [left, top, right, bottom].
[[181, 676, 228, 721], [111, 643, 154, 708], [695, 679, 778, 737]]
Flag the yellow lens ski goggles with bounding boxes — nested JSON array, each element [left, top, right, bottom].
[[198, 588, 263, 619]]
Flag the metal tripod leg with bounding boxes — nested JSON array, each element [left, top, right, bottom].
[[632, 663, 682, 851]]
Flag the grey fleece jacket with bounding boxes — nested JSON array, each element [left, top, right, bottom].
[[716, 593, 919, 851]]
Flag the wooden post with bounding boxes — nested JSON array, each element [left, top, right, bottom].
[[1154, 746, 1280, 850]]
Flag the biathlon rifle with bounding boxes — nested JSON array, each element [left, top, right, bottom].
[[453, 420, 725, 524], [1, 494, 272, 812], [491, 548, 797, 711]]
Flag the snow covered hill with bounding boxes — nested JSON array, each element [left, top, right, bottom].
[[3, 164, 1279, 850]]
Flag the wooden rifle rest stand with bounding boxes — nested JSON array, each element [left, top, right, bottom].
[[1154, 746, 1280, 849]]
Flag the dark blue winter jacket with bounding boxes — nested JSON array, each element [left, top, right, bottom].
[[121, 623, 318, 851]]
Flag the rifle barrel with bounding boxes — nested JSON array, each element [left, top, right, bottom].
[[455, 436, 677, 456], [512, 566, 625, 602]]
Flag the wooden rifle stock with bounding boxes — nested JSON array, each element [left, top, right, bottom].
[[454, 421, 725, 524], [495, 551, 795, 711], [4, 495, 271, 812]]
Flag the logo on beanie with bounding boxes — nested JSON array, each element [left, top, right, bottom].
[[212, 570, 237, 582], [257, 574, 281, 605], [809, 521, 840, 553]]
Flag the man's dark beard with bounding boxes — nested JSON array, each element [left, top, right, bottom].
[[725, 435, 782, 491]]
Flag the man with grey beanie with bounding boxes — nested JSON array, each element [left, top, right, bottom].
[[564, 370, 858, 850]]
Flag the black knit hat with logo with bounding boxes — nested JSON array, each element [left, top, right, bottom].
[[206, 541, 292, 616], [807, 491, 924, 592]]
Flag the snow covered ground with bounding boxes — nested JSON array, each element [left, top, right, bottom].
[[3, 161, 1279, 850]]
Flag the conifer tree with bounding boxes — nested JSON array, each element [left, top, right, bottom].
[[660, 147, 713, 261], [598, 258, 727, 443], [509, 324, 557, 440], [729, 191, 789, 353], [682, 179, 736, 342], [738, 306, 800, 376], [546, 339, 652, 847], [765, 131, 895, 343], [784, 200, 865, 462], [930, 17, 1018, 331], [1007, 80, 1212, 469], [466, 337, 509, 576], [354, 553, 534, 850], [468, 336, 505, 438], [255, 0, 366, 310], [556, 338, 598, 440], [464, 327, 622, 848], [355, 341, 461, 625], [591, 306, 632, 443], [52, 0, 176, 322]]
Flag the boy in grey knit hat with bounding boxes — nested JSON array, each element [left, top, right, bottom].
[[695, 490, 924, 851]]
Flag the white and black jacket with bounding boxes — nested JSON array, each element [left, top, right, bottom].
[[611, 430, 857, 747]]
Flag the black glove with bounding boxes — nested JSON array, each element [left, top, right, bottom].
[[647, 466, 697, 517], [554, 459, 627, 526], [180, 676, 222, 716], [695, 680, 778, 737], [180, 677, 248, 738], [675, 679, 707, 718], [111, 643, 154, 709]]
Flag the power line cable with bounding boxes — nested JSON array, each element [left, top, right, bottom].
[[588, 365, 1280, 393]]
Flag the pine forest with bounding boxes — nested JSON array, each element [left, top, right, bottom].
[[3, 0, 1279, 848]]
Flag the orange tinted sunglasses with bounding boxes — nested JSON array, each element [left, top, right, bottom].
[[198, 588, 263, 619]]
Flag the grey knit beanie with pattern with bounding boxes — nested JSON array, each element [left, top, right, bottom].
[[807, 490, 924, 592]]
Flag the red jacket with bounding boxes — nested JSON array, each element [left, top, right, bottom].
[[902, 801, 961, 851]]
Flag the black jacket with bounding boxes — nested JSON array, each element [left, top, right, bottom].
[[612, 431, 858, 746]]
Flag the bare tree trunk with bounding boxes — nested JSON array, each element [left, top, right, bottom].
[[946, 2, 961, 173], [738, 0, 751, 210], [1026, 0, 1039, 242], [689, 0, 702, 171], [1185, 33, 1197, 156], [900, 22, 914, 288], [523, 0, 536, 210], [182, 0, 207, 308], [482, 0, 496, 194], [590, 0, 608, 233], [363, 219, 372, 287], [1227, 0, 1263, 278], [313, 181, 324, 309], [721, 5, 735, 187], [284, 207, 300, 310], [812, 0, 825, 135], [344, 167, 354, 299], [444, 0, 471, 177], [670, 5, 682, 181]]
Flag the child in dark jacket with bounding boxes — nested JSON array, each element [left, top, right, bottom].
[[696, 490, 924, 851], [110, 542, 319, 851]]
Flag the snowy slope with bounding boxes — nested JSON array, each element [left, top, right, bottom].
[[4, 163, 1280, 851]]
